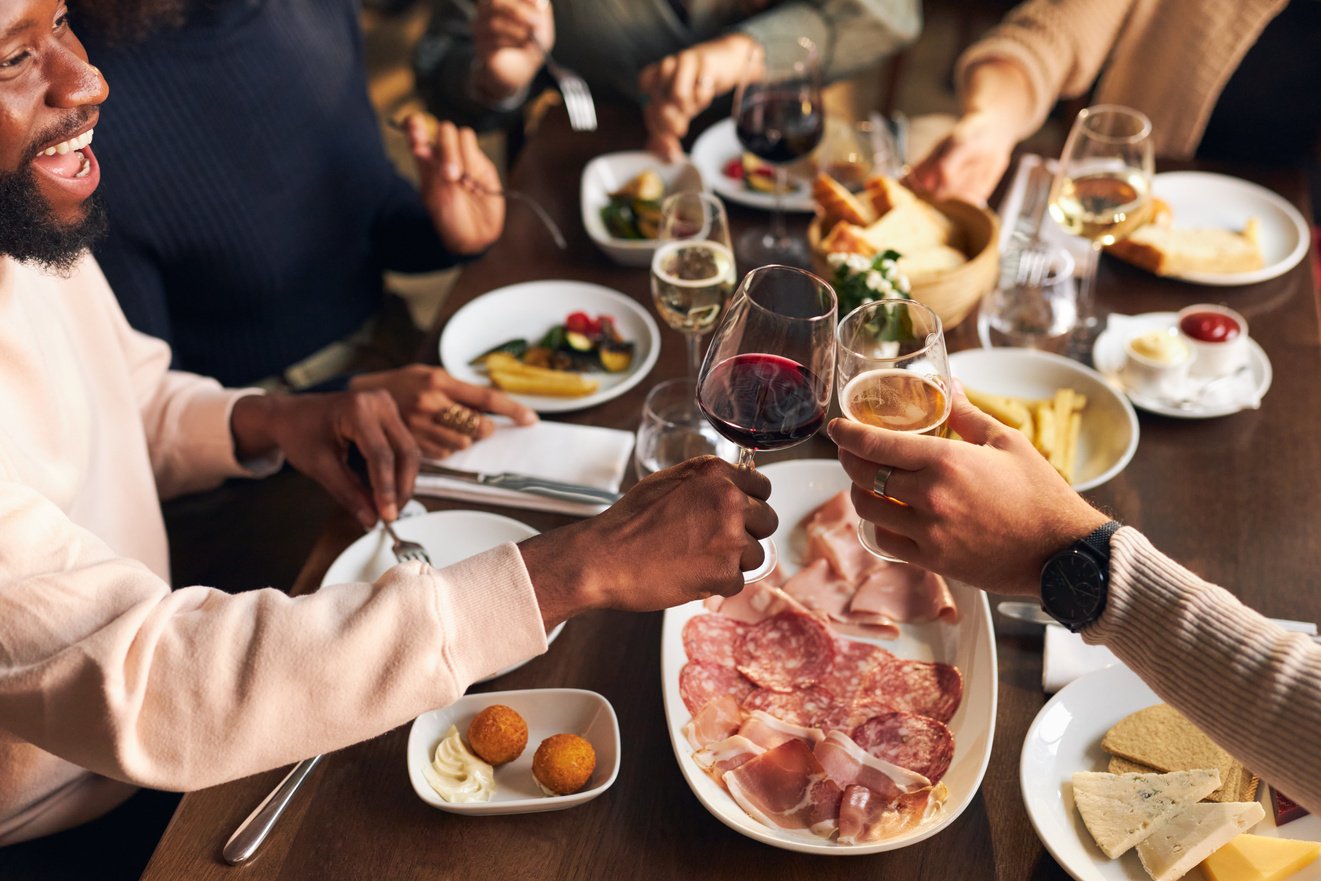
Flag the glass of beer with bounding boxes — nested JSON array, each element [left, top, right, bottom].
[[835, 298, 951, 561]]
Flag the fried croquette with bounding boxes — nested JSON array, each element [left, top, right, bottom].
[[466, 705, 528, 766], [532, 733, 596, 796]]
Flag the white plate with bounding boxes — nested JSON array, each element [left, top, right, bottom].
[[1021, 664, 1321, 881], [660, 459, 998, 854], [1093, 312, 1273, 419], [580, 151, 708, 267], [322, 509, 564, 683], [1148, 172, 1309, 286], [439, 280, 661, 414], [407, 688, 621, 815], [690, 118, 816, 213], [951, 348, 1139, 492]]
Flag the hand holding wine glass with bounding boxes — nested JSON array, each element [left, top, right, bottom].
[[835, 299, 952, 562], [1048, 104, 1154, 352], [650, 191, 736, 378], [697, 265, 837, 581]]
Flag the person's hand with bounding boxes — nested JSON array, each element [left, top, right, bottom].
[[640, 34, 762, 161], [827, 388, 1108, 597], [404, 114, 506, 255], [472, 0, 554, 101], [905, 109, 1018, 204], [518, 457, 777, 628], [349, 365, 538, 459], [231, 392, 420, 529]]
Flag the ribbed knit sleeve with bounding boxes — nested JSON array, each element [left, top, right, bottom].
[[1085, 527, 1321, 813]]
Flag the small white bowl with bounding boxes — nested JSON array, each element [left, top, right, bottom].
[[1120, 327, 1193, 399], [580, 151, 707, 267], [1177, 303, 1250, 379], [407, 688, 620, 815]]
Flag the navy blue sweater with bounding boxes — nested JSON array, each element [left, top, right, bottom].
[[81, 0, 458, 387]]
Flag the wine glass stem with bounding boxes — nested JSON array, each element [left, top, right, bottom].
[[1077, 242, 1102, 329], [769, 165, 789, 247], [736, 446, 758, 470], [685, 333, 704, 380]]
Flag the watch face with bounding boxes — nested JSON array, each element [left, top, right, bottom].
[[1043, 551, 1106, 624]]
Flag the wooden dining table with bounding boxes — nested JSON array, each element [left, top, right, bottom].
[[141, 104, 1321, 881]]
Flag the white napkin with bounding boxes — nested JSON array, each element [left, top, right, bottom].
[[997, 153, 1093, 278], [414, 420, 634, 517], [1042, 617, 1319, 693]]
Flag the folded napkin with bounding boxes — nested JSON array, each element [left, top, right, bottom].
[[998, 153, 1093, 278], [414, 419, 634, 517], [1042, 617, 1318, 693]]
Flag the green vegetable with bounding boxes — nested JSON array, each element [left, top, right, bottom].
[[538, 325, 567, 351], [600, 201, 641, 240], [832, 249, 911, 324], [468, 337, 528, 366]]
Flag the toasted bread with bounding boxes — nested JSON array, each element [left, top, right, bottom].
[[819, 222, 879, 258], [863, 174, 920, 216], [857, 201, 956, 256], [1102, 704, 1259, 803], [1106, 195, 1262, 276], [812, 173, 875, 232]]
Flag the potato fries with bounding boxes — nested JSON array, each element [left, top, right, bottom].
[[965, 387, 1087, 483], [482, 352, 599, 398]]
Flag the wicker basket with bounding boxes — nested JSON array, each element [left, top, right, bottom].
[[808, 198, 1000, 331]]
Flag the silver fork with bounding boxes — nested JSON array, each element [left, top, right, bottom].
[[384, 520, 432, 564], [529, 33, 597, 132]]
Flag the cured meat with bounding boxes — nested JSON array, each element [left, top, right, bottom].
[[852, 711, 955, 783], [693, 734, 766, 776], [851, 567, 958, 625], [780, 558, 853, 620], [724, 739, 843, 836], [737, 710, 826, 750], [742, 687, 838, 728], [813, 730, 930, 800], [819, 638, 893, 703], [837, 784, 933, 845], [683, 694, 745, 750], [682, 614, 749, 668], [811, 696, 895, 735], [864, 658, 964, 724], [804, 493, 884, 585], [705, 575, 791, 623], [679, 661, 756, 715], [737, 611, 836, 692]]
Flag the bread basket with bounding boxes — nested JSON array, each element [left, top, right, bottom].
[[808, 198, 1000, 330]]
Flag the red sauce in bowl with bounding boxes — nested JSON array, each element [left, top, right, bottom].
[[1179, 311, 1241, 343]]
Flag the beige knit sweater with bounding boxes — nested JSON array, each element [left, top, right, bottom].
[[958, 0, 1289, 157], [0, 254, 548, 844]]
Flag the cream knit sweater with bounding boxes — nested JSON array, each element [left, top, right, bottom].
[[958, 0, 1289, 157], [0, 254, 547, 844]]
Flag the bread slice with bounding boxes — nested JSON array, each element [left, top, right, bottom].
[[1107, 217, 1263, 276], [858, 201, 956, 256], [897, 244, 967, 284], [1135, 801, 1265, 881], [812, 173, 875, 231], [1071, 768, 1222, 858], [819, 222, 878, 258], [863, 174, 920, 216], [1102, 704, 1259, 803]]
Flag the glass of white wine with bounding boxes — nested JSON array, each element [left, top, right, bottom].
[[835, 298, 951, 562], [1049, 104, 1154, 352], [650, 191, 737, 378]]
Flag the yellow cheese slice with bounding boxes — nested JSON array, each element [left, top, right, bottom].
[[1202, 833, 1321, 881], [1136, 801, 1265, 881], [1071, 769, 1222, 858]]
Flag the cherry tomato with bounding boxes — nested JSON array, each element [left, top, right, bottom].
[[565, 311, 597, 336], [722, 157, 744, 180]]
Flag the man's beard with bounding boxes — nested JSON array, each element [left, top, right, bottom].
[[0, 165, 106, 274]]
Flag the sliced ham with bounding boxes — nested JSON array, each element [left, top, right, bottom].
[[851, 566, 958, 625], [741, 687, 838, 728], [813, 730, 930, 800], [724, 739, 843, 837], [682, 614, 749, 668], [693, 734, 767, 776], [683, 694, 745, 750], [706, 574, 791, 623], [780, 558, 853, 620], [737, 610, 836, 692], [679, 660, 756, 715], [864, 657, 964, 724], [837, 784, 933, 845], [737, 710, 826, 750], [852, 711, 955, 783]]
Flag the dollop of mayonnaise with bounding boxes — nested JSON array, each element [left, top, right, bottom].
[[1129, 328, 1190, 365], [422, 725, 495, 803]]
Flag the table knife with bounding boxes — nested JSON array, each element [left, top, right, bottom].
[[418, 462, 621, 505], [222, 755, 322, 865], [997, 601, 1321, 640]]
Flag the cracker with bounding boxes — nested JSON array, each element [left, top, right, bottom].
[[1102, 704, 1258, 803]]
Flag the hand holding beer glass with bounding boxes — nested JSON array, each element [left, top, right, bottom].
[[835, 299, 952, 561]]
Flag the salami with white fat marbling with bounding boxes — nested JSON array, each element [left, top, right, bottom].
[[819, 638, 893, 703], [736, 610, 836, 692], [680, 661, 756, 715], [864, 657, 963, 724], [682, 614, 749, 668], [741, 686, 838, 727], [851, 710, 955, 783]]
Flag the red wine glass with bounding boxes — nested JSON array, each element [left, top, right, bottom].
[[696, 264, 837, 582]]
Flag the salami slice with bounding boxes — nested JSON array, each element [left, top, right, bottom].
[[736, 610, 836, 692], [741, 686, 838, 727], [851, 711, 955, 783], [812, 695, 895, 733], [680, 661, 756, 715], [863, 658, 964, 724], [682, 614, 749, 668], [819, 638, 893, 703]]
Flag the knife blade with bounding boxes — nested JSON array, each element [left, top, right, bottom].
[[997, 601, 1321, 640], [418, 462, 621, 506]]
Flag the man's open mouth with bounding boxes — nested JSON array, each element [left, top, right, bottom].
[[31, 128, 95, 179]]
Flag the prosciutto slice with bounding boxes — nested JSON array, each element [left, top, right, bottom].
[[693, 735, 766, 776], [837, 784, 933, 845], [737, 710, 826, 750], [724, 739, 843, 836], [683, 694, 745, 750], [813, 730, 930, 800]]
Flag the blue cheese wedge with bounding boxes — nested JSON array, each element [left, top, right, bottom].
[[1072, 769, 1222, 858], [1136, 801, 1265, 881]]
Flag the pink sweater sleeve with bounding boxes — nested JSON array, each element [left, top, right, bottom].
[[1085, 527, 1321, 813], [0, 480, 548, 791]]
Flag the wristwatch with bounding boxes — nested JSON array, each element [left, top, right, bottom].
[[1039, 520, 1121, 632]]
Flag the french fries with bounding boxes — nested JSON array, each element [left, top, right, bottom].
[[965, 387, 1087, 483], [481, 352, 599, 398]]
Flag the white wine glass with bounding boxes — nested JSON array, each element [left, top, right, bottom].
[[1048, 104, 1154, 352], [650, 192, 736, 378], [835, 298, 951, 562], [697, 265, 837, 581]]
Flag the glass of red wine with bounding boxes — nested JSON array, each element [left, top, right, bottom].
[[696, 264, 837, 582], [732, 35, 824, 268]]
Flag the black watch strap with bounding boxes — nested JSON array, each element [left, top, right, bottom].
[[1080, 520, 1121, 558]]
